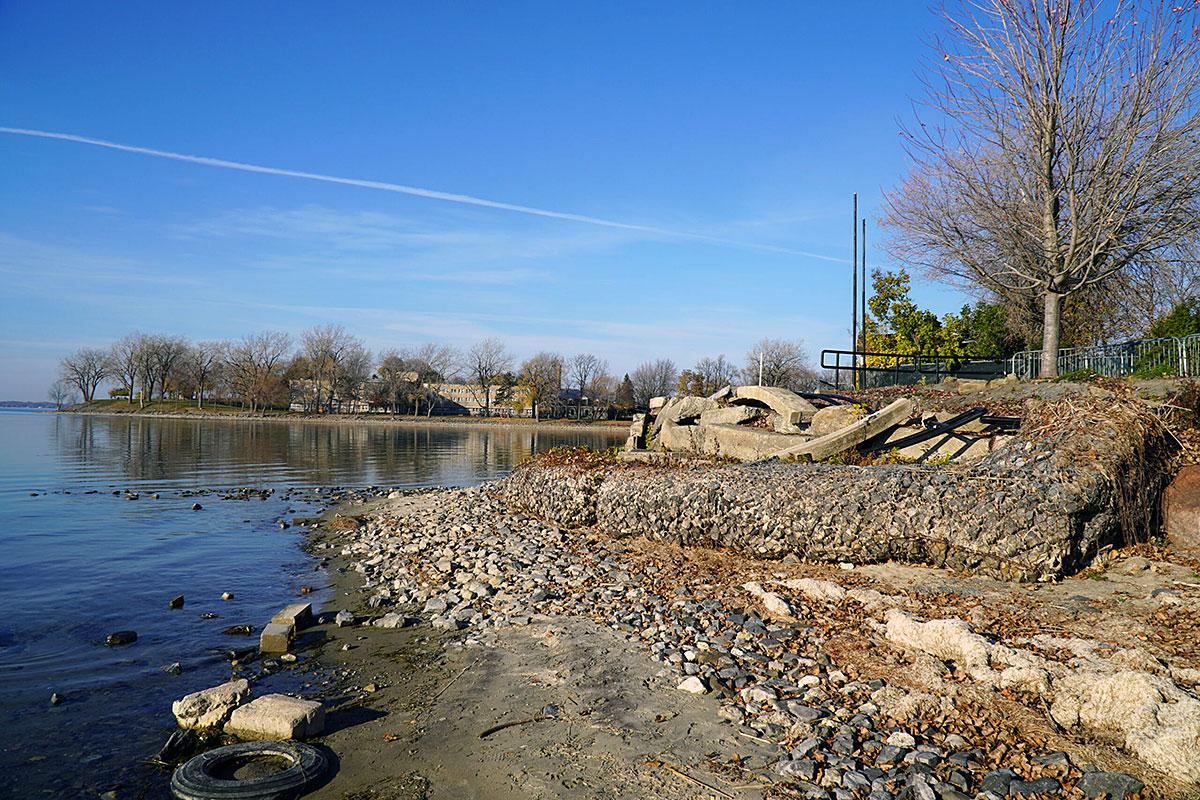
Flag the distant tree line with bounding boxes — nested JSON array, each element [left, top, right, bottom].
[[54, 328, 821, 418]]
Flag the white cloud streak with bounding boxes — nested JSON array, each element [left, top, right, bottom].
[[0, 126, 846, 263]]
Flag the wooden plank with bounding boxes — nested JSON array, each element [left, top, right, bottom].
[[764, 398, 914, 461]]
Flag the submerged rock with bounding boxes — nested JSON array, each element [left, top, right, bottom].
[[105, 630, 137, 646]]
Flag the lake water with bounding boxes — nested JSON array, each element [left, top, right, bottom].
[[0, 409, 622, 797]]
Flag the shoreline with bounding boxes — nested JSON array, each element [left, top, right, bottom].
[[284, 482, 1196, 799], [61, 407, 626, 435]]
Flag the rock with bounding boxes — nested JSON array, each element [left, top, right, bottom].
[[424, 597, 448, 614], [807, 404, 866, 437], [886, 731, 916, 748], [731, 385, 818, 424], [649, 396, 668, 411], [657, 420, 704, 454], [980, 769, 1016, 796], [50, 692, 62, 706], [677, 676, 708, 694], [742, 581, 792, 617], [271, 603, 313, 630], [199, 611, 219, 620], [172, 678, 251, 729], [652, 396, 719, 431], [1076, 771, 1144, 800], [1163, 465, 1200, 550], [168, 595, 184, 609], [707, 385, 732, 402], [221, 592, 234, 601], [222, 624, 253, 636], [225, 694, 325, 740], [700, 423, 806, 461], [1008, 777, 1061, 796], [155, 728, 198, 763], [259, 622, 294, 654], [191, 503, 202, 511], [373, 612, 409, 629], [162, 662, 183, 675], [105, 630, 137, 646], [783, 578, 847, 603], [335, 610, 355, 627]]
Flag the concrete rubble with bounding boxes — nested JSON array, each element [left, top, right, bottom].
[[171, 678, 251, 730], [225, 693, 325, 740]]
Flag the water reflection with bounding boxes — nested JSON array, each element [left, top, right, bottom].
[[49, 415, 621, 489]]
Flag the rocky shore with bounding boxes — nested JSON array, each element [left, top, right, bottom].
[[298, 480, 1200, 799]]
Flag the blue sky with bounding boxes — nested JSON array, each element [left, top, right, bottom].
[[0, 2, 967, 400]]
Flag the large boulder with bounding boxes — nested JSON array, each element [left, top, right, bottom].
[[1164, 465, 1200, 551], [731, 386, 818, 424], [172, 678, 251, 730]]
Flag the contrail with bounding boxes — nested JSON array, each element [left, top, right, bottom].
[[0, 126, 845, 263]]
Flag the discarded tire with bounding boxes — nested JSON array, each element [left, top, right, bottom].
[[170, 740, 327, 800]]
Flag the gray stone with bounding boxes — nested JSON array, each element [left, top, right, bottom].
[[653, 396, 719, 431], [225, 694, 324, 740], [335, 610, 355, 627], [732, 385, 818, 424], [271, 603, 313, 630], [677, 676, 707, 694], [698, 406, 760, 426], [1076, 772, 1144, 800], [807, 404, 866, 437], [172, 678, 251, 730], [1008, 777, 1060, 797], [700, 423, 807, 461]]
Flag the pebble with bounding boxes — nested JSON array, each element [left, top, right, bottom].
[[221, 592, 234, 601], [50, 692, 62, 706], [191, 503, 202, 511], [677, 676, 707, 694]]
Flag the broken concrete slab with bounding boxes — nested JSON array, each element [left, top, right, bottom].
[[225, 693, 325, 740], [259, 622, 294, 654], [707, 385, 733, 402], [731, 385, 818, 424], [698, 405, 760, 426], [172, 678, 251, 730], [768, 398, 914, 461], [649, 396, 668, 411], [808, 404, 866, 438], [657, 419, 704, 453], [701, 424, 808, 462], [652, 396, 719, 432], [271, 603, 313, 630]]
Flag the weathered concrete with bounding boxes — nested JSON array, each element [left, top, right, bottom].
[[271, 603, 313, 630], [172, 678, 251, 730], [649, 396, 668, 411], [731, 385, 818, 424], [656, 419, 703, 454], [260, 622, 294, 653], [225, 693, 325, 740], [768, 399, 914, 461], [652, 396, 719, 433], [701, 424, 807, 461], [807, 404, 865, 438], [698, 405, 760, 427]]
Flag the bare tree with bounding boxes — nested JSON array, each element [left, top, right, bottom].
[[300, 325, 365, 412], [884, 0, 1200, 376], [181, 341, 225, 409], [693, 354, 738, 395], [410, 342, 459, 417], [629, 358, 678, 408], [568, 353, 606, 416], [466, 338, 512, 417], [741, 339, 814, 390], [59, 347, 109, 402], [226, 331, 292, 413], [519, 352, 564, 422], [108, 333, 145, 404], [48, 379, 74, 410], [150, 335, 189, 401]]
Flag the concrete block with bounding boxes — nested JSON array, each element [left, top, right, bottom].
[[271, 603, 313, 630], [731, 385, 817, 424], [808, 404, 866, 438], [172, 678, 251, 730], [699, 406, 760, 426], [649, 396, 668, 411], [260, 622, 294, 653], [701, 424, 807, 462], [225, 694, 325, 740]]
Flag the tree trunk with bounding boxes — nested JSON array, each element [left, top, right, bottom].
[[1040, 290, 1063, 378]]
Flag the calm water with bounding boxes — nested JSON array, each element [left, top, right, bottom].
[[0, 409, 621, 797]]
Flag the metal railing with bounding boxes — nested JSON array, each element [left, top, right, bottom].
[[1009, 334, 1200, 379], [821, 349, 1007, 390]]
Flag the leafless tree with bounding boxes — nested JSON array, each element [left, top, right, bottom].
[[150, 335, 189, 401], [59, 347, 109, 402], [466, 338, 512, 417], [226, 331, 292, 412], [519, 352, 564, 422], [48, 379, 74, 410], [108, 333, 146, 404], [883, 0, 1200, 376], [181, 341, 225, 408], [569, 353, 606, 415], [693, 354, 738, 395], [629, 358, 678, 408], [409, 342, 459, 417], [741, 339, 814, 390], [300, 325, 365, 412]]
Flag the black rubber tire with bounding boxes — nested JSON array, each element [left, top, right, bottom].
[[170, 740, 327, 800]]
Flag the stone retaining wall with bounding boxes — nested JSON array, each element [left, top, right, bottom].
[[498, 396, 1173, 581]]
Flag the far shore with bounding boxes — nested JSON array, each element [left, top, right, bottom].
[[61, 404, 627, 435]]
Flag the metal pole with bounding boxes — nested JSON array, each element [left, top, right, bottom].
[[758, 351, 764, 386], [861, 219, 868, 387], [852, 193, 858, 390]]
